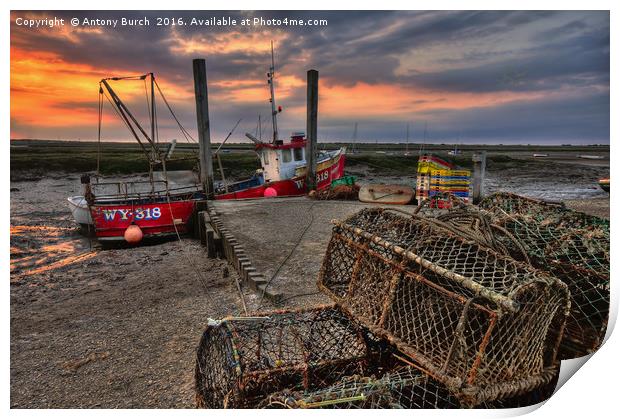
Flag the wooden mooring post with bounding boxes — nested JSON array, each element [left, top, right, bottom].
[[192, 58, 215, 199], [472, 151, 487, 204], [305, 69, 319, 191]]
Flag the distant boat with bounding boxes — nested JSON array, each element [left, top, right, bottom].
[[532, 153, 549, 158], [578, 155, 605, 160], [404, 123, 412, 156], [448, 144, 462, 156], [598, 178, 610, 193]]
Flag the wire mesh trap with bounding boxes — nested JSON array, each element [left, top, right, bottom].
[[258, 366, 462, 409], [258, 364, 559, 409], [318, 207, 569, 406], [194, 304, 395, 408], [477, 192, 610, 358]]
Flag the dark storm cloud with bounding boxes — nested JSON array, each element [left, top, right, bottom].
[[402, 24, 609, 93], [318, 91, 610, 145]]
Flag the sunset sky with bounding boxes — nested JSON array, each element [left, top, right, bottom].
[[10, 10, 610, 144]]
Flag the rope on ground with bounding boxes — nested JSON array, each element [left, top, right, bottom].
[[257, 200, 318, 309], [164, 190, 248, 315]]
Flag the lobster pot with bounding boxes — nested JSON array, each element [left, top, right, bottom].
[[259, 364, 559, 409], [195, 305, 378, 408], [478, 192, 609, 358], [318, 208, 569, 406], [259, 366, 462, 409]]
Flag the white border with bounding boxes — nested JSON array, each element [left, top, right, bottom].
[[3, 2, 616, 418]]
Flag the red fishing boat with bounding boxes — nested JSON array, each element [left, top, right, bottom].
[[215, 133, 345, 199], [84, 179, 205, 241], [71, 73, 207, 242], [213, 42, 346, 200]]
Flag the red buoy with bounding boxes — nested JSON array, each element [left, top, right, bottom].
[[264, 187, 278, 198], [124, 223, 143, 244]]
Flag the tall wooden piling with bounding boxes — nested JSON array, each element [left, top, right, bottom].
[[305, 69, 319, 191], [472, 151, 487, 204], [192, 59, 215, 198]]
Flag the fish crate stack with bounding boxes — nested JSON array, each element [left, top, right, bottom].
[[318, 208, 569, 407], [477, 192, 610, 359], [416, 154, 471, 207]]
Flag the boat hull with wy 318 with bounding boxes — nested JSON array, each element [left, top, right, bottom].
[[69, 72, 207, 242]]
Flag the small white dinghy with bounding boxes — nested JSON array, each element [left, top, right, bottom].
[[67, 196, 93, 226]]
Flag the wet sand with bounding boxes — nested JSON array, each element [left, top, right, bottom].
[[10, 175, 263, 408], [9, 155, 609, 408]]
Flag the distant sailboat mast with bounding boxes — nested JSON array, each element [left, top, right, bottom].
[[405, 123, 410, 155], [351, 122, 358, 153], [419, 120, 428, 155]]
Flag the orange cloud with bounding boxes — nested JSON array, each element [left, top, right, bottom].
[[10, 47, 191, 136], [211, 74, 305, 103], [169, 29, 287, 56], [318, 81, 550, 119]]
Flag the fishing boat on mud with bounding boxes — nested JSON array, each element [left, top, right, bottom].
[[214, 43, 345, 199], [215, 132, 345, 199], [69, 72, 206, 241]]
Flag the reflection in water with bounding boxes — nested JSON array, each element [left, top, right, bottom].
[[10, 225, 95, 279]]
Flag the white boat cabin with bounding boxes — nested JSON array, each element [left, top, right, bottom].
[[257, 132, 307, 182]]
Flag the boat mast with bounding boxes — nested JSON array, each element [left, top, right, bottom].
[[100, 77, 158, 158], [406, 123, 410, 154], [150, 73, 156, 190], [419, 120, 427, 155], [151, 73, 156, 145], [268, 41, 279, 143]]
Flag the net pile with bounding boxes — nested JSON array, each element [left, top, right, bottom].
[[477, 192, 610, 358], [318, 207, 570, 406], [195, 305, 392, 408], [258, 365, 559, 409]]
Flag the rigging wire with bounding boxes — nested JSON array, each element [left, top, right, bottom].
[[163, 187, 248, 316], [153, 77, 159, 145], [143, 78, 152, 134], [101, 90, 134, 138], [154, 79, 197, 144]]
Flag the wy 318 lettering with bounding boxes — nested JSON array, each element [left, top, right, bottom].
[[101, 207, 162, 222]]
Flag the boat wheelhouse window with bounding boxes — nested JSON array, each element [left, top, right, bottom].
[[281, 149, 292, 163], [293, 147, 304, 161], [263, 151, 269, 165]]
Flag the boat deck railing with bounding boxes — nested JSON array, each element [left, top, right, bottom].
[[92, 180, 203, 202]]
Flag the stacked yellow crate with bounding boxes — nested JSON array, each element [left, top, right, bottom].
[[416, 155, 471, 206]]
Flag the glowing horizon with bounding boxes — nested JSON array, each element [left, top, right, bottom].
[[10, 11, 610, 144]]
